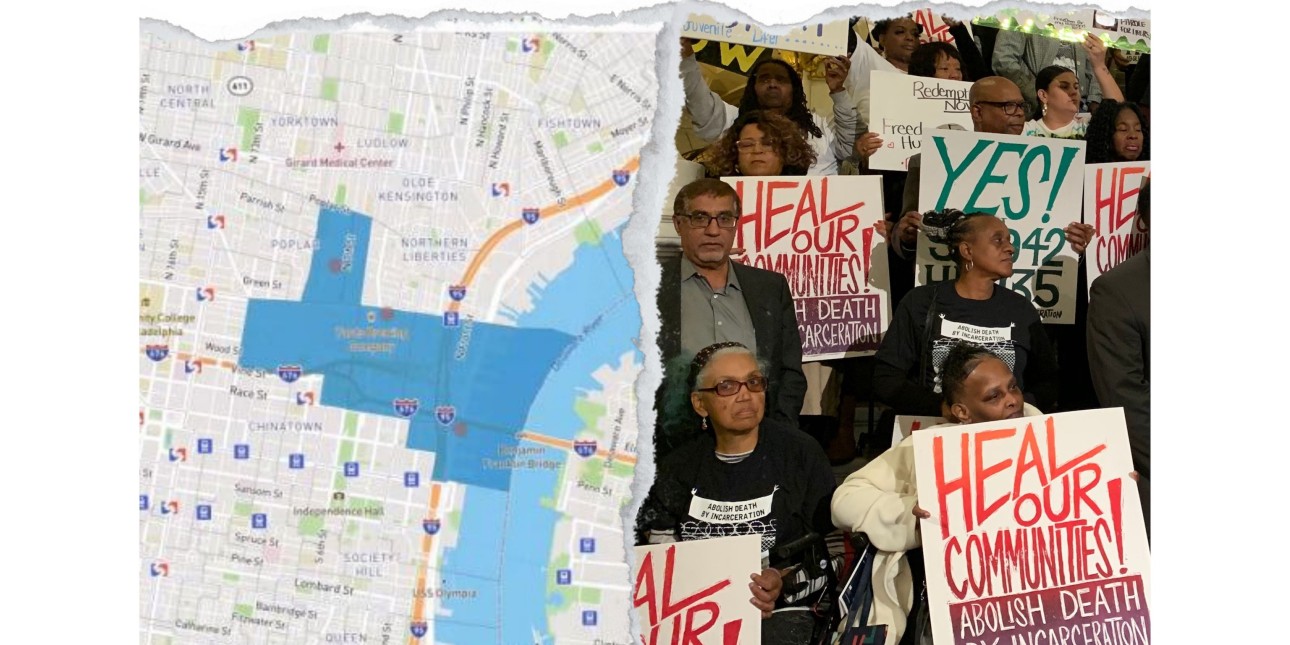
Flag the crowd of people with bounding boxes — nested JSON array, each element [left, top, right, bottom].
[[638, 14, 1150, 644]]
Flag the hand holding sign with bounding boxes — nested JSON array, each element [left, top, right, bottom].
[[897, 211, 923, 247], [1063, 222, 1094, 255], [855, 131, 883, 159], [749, 568, 783, 618]]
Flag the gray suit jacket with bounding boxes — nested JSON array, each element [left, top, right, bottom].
[[1087, 249, 1150, 536], [993, 30, 1105, 117], [655, 251, 807, 455]]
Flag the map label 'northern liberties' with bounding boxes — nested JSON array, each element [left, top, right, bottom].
[[140, 24, 658, 644]]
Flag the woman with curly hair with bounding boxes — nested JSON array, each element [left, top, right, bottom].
[[680, 42, 857, 175], [696, 110, 817, 177], [1085, 100, 1148, 164]]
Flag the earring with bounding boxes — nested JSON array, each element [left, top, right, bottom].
[[701, 417, 708, 431], [965, 260, 974, 273], [1041, 101, 1048, 117]]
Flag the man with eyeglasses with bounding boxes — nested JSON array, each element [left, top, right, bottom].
[[655, 179, 807, 457], [893, 77, 1027, 272]]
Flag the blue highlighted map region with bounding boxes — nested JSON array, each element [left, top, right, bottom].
[[238, 206, 574, 491]]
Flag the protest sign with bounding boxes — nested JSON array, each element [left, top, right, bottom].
[[869, 71, 974, 171], [723, 175, 891, 360], [682, 14, 850, 57], [912, 8, 965, 44], [632, 534, 762, 645], [893, 414, 946, 448], [916, 130, 1085, 324], [912, 408, 1151, 645], [973, 9, 1150, 52], [1084, 162, 1149, 293], [691, 39, 773, 75]]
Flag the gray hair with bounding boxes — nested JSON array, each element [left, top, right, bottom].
[[688, 342, 769, 393]]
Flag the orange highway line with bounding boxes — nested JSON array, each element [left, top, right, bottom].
[[158, 351, 235, 370], [517, 430, 637, 466], [448, 156, 640, 314], [407, 482, 443, 645]]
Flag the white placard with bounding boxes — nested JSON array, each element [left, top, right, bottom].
[[632, 534, 763, 645], [723, 175, 891, 360], [916, 130, 1085, 324], [1084, 161, 1149, 292], [681, 14, 849, 57], [912, 409, 1152, 645], [868, 71, 974, 172]]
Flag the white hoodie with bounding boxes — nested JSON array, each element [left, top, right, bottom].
[[830, 404, 1042, 644]]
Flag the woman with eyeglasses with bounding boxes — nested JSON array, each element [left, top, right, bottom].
[[636, 341, 837, 623], [1022, 34, 1124, 140], [871, 210, 1059, 417], [696, 110, 817, 177]]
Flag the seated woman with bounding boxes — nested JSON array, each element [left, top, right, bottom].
[[872, 210, 1058, 416], [830, 342, 1041, 645], [695, 110, 816, 177], [1022, 34, 1125, 140], [636, 341, 837, 619]]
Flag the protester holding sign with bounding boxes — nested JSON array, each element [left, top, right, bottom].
[[695, 110, 816, 177], [831, 342, 1042, 645], [845, 15, 923, 129], [873, 210, 1058, 416], [637, 342, 837, 617], [853, 17, 988, 163], [910, 407, 1150, 645], [680, 42, 857, 175]]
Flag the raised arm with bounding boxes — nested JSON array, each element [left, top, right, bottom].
[[1082, 33, 1123, 108], [823, 54, 860, 165], [945, 17, 991, 80], [845, 38, 895, 125], [679, 39, 738, 142]]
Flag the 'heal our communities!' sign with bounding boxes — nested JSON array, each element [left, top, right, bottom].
[[868, 71, 975, 172], [912, 409, 1151, 645], [916, 130, 1085, 324], [1084, 162, 1149, 294], [724, 175, 891, 361]]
